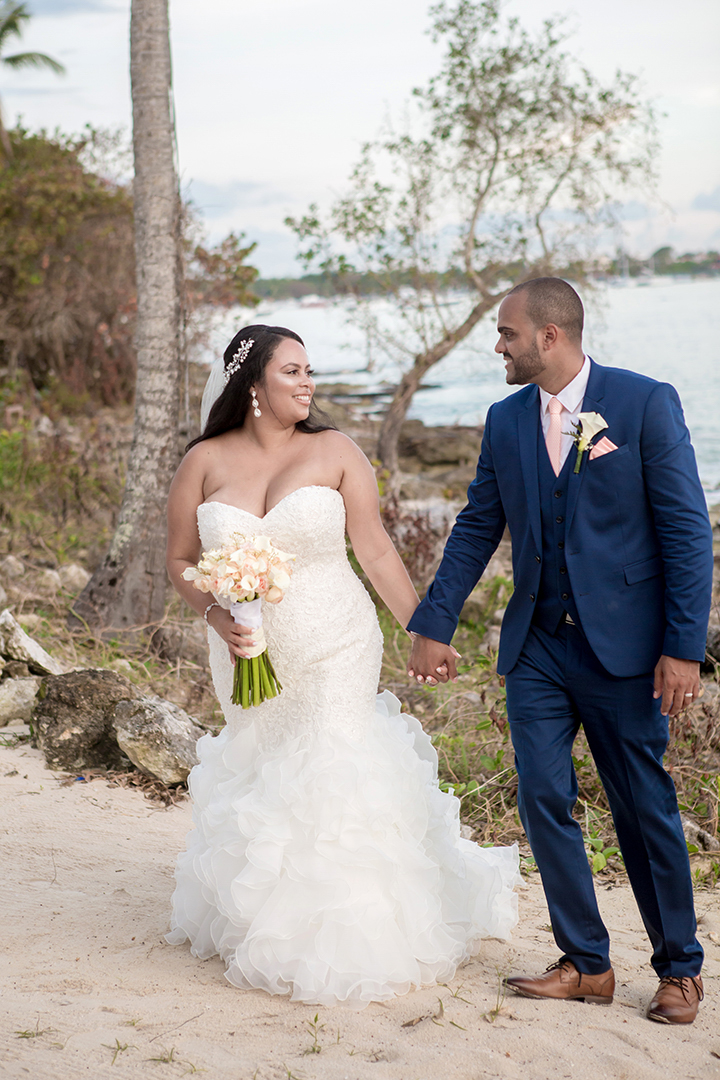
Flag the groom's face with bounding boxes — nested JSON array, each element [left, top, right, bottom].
[[495, 294, 547, 385]]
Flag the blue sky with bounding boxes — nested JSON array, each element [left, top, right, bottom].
[[8, 0, 720, 275]]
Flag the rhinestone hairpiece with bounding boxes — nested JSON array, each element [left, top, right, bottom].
[[224, 337, 254, 383]]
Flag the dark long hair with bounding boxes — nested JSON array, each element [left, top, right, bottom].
[[186, 324, 336, 452]]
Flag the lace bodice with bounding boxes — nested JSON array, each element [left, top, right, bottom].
[[198, 486, 383, 748]]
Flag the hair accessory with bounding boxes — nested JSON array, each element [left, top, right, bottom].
[[251, 389, 262, 418], [224, 337, 254, 383]]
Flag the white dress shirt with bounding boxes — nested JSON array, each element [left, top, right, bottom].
[[539, 355, 591, 470]]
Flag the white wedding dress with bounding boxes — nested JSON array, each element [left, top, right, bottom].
[[167, 486, 519, 1007]]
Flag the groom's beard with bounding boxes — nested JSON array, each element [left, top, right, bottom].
[[504, 340, 546, 385]]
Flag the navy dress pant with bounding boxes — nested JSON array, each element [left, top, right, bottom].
[[505, 621, 703, 977]]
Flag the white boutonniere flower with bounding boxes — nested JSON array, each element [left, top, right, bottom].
[[565, 411, 608, 474]]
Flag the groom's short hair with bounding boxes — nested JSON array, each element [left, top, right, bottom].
[[508, 277, 584, 343]]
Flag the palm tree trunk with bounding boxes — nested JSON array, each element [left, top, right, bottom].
[[72, 0, 182, 637]]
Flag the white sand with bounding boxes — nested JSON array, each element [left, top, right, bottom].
[[1, 737, 718, 1080]]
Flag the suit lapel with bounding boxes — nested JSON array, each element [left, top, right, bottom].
[[517, 386, 542, 552], [565, 358, 607, 533]]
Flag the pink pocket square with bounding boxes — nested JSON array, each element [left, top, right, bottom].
[[589, 436, 618, 460]]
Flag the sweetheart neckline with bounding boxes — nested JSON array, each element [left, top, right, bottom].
[[198, 485, 343, 522]]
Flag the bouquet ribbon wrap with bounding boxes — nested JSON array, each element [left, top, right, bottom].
[[231, 597, 266, 656]]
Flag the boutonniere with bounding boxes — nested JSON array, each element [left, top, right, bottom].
[[564, 411, 608, 474]]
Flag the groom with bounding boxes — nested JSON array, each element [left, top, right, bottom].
[[407, 277, 713, 1024]]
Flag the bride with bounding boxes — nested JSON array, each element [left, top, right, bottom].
[[165, 324, 518, 1008]]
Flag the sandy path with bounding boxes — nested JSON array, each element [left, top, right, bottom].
[[1, 736, 719, 1080]]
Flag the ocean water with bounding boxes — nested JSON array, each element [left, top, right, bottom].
[[206, 277, 720, 500]]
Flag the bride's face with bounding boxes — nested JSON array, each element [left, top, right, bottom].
[[256, 338, 315, 424]]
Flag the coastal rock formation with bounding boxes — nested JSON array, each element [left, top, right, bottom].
[[113, 696, 204, 785], [0, 609, 65, 676], [33, 669, 139, 770], [0, 676, 41, 727]]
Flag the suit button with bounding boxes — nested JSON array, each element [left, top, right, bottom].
[[554, 490, 562, 498], [556, 516, 564, 524], [558, 541, 565, 549], [530, 594, 535, 601], [535, 555, 541, 563], [560, 567, 567, 574], [561, 592, 569, 601]]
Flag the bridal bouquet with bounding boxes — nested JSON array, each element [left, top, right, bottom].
[[182, 535, 296, 708]]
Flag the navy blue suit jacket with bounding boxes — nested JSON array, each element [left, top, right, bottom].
[[407, 360, 713, 677]]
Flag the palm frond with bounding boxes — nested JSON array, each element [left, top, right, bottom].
[[3, 50, 65, 75], [0, 3, 30, 52]]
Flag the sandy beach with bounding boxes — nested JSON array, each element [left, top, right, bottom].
[[1, 735, 718, 1080]]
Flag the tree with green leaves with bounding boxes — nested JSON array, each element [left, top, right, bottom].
[[288, 0, 657, 478], [0, 1, 65, 161]]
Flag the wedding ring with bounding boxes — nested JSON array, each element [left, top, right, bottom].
[[684, 693, 694, 697]]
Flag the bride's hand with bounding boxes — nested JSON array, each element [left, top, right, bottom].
[[206, 606, 257, 663]]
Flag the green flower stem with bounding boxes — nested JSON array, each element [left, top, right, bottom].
[[251, 655, 261, 706], [574, 447, 583, 473]]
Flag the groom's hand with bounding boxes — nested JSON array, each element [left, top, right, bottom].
[[653, 655, 701, 717], [407, 633, 460, 686]]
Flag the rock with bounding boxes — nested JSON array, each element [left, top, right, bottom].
[[109, 658, 134, 674], [483, 626, 501, 651], [30, 568, 62, 596], [681, 815, 720, 852], [3, 660, 30, 678], [0, 583, 6, 608], [399, 423, 482, 467], [58, 563, 91, 593], [0, 677, 41, 727], [0, 609, 65, 675], [113, 696, 204, 784], [0, 555, 24, 579], [460, 593, 487, 625], [158, 620, 209, 667], [16, 613, 40, 632], [33, 669, 139, 770]]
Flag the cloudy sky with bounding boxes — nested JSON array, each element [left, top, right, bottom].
[[7, 0, 720, 275]]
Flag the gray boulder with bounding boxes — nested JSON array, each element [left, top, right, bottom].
[[0, 609, 65, 675], [0, 555, 24, 579], [58, 563, 91, 593], [0, 677, 41, 727], [33, 669, 139, 770], [29, 568, 62, 597], [113, 696, 204, 784]]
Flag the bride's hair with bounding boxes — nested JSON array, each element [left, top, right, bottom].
[[186, 324, 336, 451]]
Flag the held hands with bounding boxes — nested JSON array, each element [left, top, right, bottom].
[[206, 606, 257, 663], [407, 633, 461, 687], [653, 655, 701, 717]]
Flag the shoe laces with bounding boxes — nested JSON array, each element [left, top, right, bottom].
[[658, 976, 704, 1002]]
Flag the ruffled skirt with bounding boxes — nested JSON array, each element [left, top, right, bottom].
[[167, 691, 519, 1008]]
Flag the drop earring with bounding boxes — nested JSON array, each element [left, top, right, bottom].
[[251, 389, 261, 418]]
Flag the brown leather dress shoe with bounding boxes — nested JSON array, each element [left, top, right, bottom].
[[647, 976, 704, 1024], [505, 958, 615, 1004]]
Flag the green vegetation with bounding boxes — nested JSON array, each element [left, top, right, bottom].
[[1, 392, 717, 881]]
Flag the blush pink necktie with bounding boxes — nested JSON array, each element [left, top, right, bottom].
[[546, 397, 563, 477]]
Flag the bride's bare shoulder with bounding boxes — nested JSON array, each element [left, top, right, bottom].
[[314, 429, 367, 459]]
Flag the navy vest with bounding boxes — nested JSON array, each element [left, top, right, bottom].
[[532, 423, 582, 634]]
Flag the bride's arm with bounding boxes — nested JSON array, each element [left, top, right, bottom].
[[334, 434, 419, 630], [166, 448, 255, 659]]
